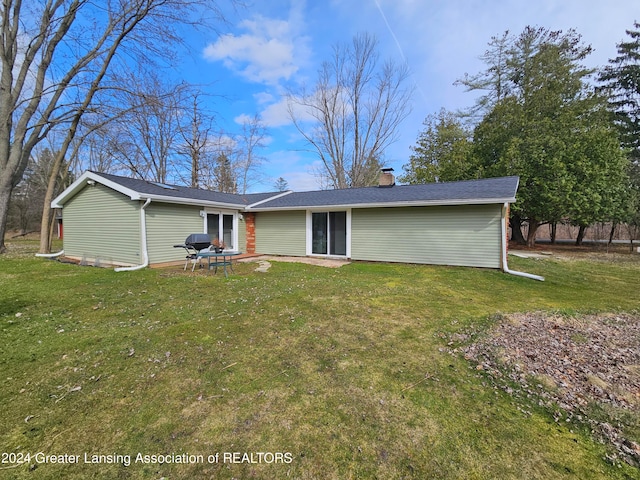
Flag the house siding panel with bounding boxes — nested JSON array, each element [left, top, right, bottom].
[[238, 216, 246, 253], [63, 184, 141, 265], [255, 211, 306, 256], [145, 203, 203, 264], [351, 205, 502, 268]]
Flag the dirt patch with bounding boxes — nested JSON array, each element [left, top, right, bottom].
[[455, 312, 640, 467], [509, 241, 640, 263]]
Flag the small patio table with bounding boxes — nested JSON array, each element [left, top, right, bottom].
[[195, 251, 242, 277]]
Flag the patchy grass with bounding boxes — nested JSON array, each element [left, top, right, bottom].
[[457, 312, 639, 466], [1, 239, 639, 479]]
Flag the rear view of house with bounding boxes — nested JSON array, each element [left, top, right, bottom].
[[52, 170, 523, 274], [245, 173, 517, 269]]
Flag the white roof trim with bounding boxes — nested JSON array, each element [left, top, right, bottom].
[[245, 190, 294, 209], [141, 194, 243, 209], [51, 171, 246, 209], [52, 171, 518, 212], [51, 171, 141, 208], [245, 196, 517, 211]]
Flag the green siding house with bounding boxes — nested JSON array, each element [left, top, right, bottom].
[[52, 170, 531, 276], [51, 171, 275, 269]]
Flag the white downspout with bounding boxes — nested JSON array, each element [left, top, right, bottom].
[[115, 198, 151, 272], [501, 202, 545, 281], [35, 250, 64, 258]]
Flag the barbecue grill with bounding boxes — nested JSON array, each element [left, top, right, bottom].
[[173, 233, 211, 270]]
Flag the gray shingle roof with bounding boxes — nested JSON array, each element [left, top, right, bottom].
[[55, 171, 518, 210], [248, 176, 519, 210], [92, 171, 278, 206]]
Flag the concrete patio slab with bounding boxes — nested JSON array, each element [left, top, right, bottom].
[[237, 255, 350, 268]]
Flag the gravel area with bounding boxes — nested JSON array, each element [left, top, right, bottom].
[[454, 312, 640, 467]]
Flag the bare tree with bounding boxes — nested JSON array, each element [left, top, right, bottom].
[[79, 126, 120, 174], [287, 33, 413, 189], [8, 147, 68, 235], [234, 114, 267, 194], [106, 70, 190, 183], [176, 92, 217, 188], [0, 0, 235, 254]]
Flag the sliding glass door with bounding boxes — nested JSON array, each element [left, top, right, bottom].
[[311, 211, 347, 256], [207, 212, 235, 250]]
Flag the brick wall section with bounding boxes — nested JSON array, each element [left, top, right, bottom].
[[244, 212, 256, 254]]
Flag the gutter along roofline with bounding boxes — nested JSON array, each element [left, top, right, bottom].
[[52, 171, 249, 210], [53, 171, 520, 212], [245, 197, 518, 211], [138, 193, 245, 209]]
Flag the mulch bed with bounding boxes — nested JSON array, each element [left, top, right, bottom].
[[452, 312, 640, 467]]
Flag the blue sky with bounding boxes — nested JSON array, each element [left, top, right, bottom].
[[175, 0, 638, 192]]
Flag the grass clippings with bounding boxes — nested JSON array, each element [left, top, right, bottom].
[[459, 312, 640, 467]]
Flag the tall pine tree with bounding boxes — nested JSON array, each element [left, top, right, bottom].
[[467, 27, 628, 246], [400, 109, 475, 184], [600, 22, 640, 162], [599, 22, 640, 237]]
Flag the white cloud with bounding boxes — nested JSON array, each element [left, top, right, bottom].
[[256, 93, 320, 128], [203, 12, 310, 86], [262, 150, 322, 191], [233, 113, 253, 125], [254, 91, 275, 105], [208, 133, 236, 151], [284, 169, 320, 192], [259, 98, 292, 127]]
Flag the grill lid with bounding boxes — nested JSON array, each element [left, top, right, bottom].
[[185, 233, 210, 247]]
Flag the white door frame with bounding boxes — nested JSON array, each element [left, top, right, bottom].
[[305, 209, 351, 258], [203, 208, 238, 251]]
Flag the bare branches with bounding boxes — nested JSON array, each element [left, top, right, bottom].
[[234, 113, 267, 194], [287, 33, 413, 189], [0, 0, 242, 253]]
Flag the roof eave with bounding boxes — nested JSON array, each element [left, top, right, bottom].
[[51, 171, 142, 208], [51, 171, 246, 210], [141, 194, 245, 209], [246, 197, 517, 211]]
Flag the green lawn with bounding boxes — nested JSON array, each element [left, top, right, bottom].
[[1, 239, 639, 479]]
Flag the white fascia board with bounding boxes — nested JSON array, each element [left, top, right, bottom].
[[139, 193, 244, 209], [245, 190, 294, 209], [52, 171, 246, 210], [51, 171, 142, 208], [247, 197, 517, 211]]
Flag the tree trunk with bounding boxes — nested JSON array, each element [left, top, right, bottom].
[[0, 178, 14, 254], [608, 223, 616, 245], [575, 225, 587, 246], [526, 219, 540, 248], [38, 152, 67, 254], [39, 208, 54, 254], [510, 214, 527, 244], [550, 222, 557, 244], [48, 208, 57, 249]]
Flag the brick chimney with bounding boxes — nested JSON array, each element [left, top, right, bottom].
[[378, 168, 395, 187]]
